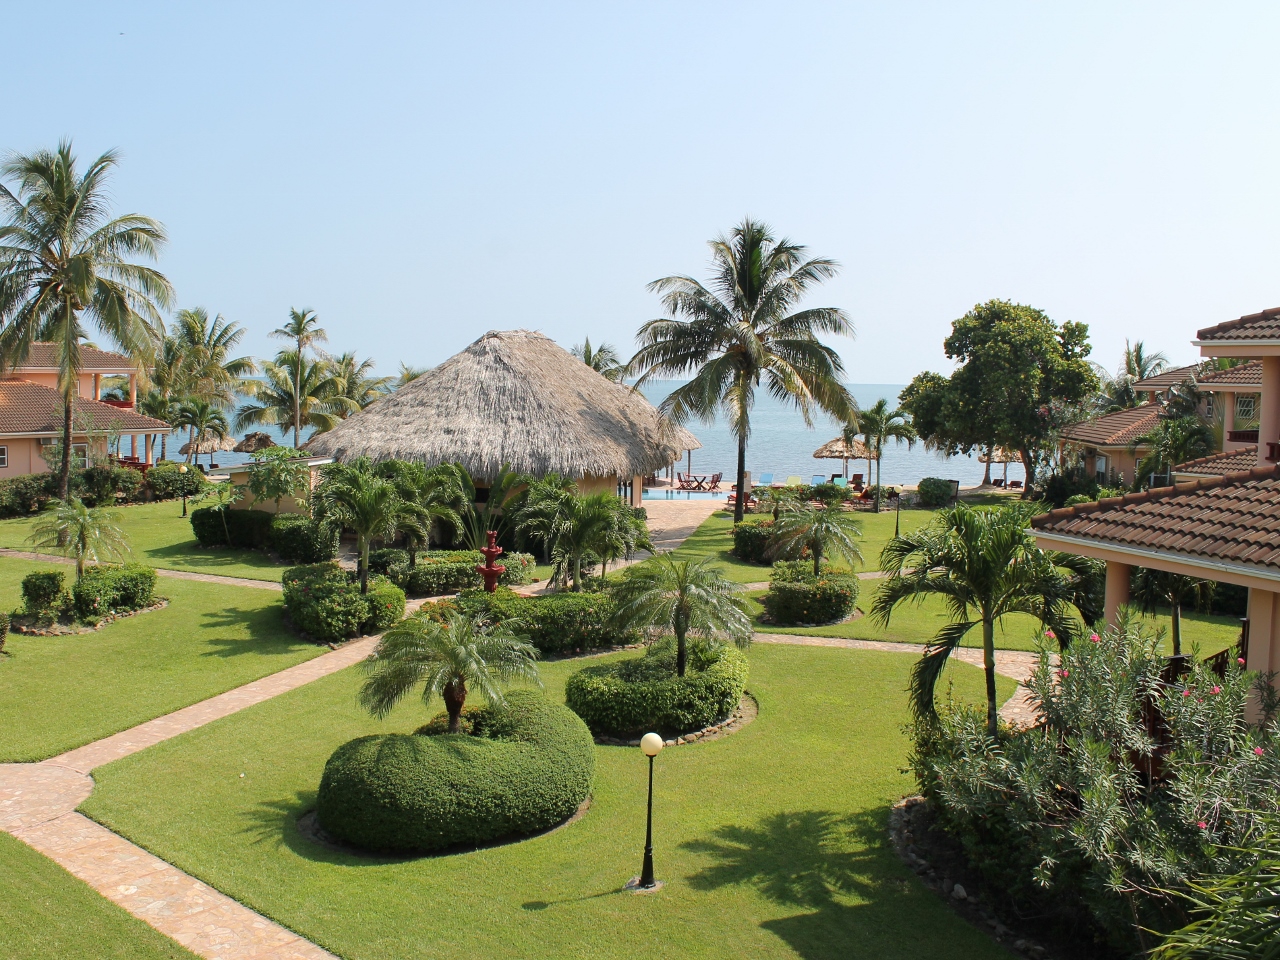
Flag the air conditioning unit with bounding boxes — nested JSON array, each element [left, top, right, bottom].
[[39, 437, 56, 446]]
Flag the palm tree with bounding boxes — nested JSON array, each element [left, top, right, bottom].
[[359, 610, 541, 733], [234, 351, 353, 446], [330, 351, 390, 415], [394, 362, 428, 389], [1131, 569, 1216, 657], [169, 307, 256, 409], [194, 482, 242, 545], [857, 398, 916, 510], [1096, 340, 1172, 411], [630, 218, 856, 523], [571, 337, 625, 381], [320, 471, 426, 593], [609, 555, 751, 677], [268, 308, 328, 444], [1121, 339, 1169, 383], [549, 492, 622, 590], [369, 460, 463, 565], [28, 497, 130, 580], [769, 502, 863, 578], [873, 503, 1092, 737], [173, 398, 230, 468], [137, 388, 178, 460], [0, 142, 173, 499], [1131, 415, 1213, 487]]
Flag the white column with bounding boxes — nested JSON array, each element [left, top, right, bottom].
[[130, 433, 137, 459]]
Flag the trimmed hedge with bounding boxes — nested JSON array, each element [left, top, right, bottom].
[[267, 514, 339, 563], [0, 474, 55, 519], [21, 571, 66, 618], [145, 462, 209, 501], [190, 507, 275, 549], [383, 550, 536, 597], [564, 645, 749, 737], [916, 477, 954, 507], [731, 518, 774, 564], [316, 690, 594, 854], [760, 567, 858, 625], [452, 586, 625, 653], [75, 465, 144, 506], [281, 562, 406, 642], [71, 564, 157, 622]]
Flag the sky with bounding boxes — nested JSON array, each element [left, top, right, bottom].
[[5, 2, 1280, 383]]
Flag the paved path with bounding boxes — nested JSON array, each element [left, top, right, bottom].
[[0, 547, 282, 591]]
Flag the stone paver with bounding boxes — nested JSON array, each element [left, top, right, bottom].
[[0, 547, 282, 591]]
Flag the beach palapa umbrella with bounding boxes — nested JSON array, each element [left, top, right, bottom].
[[233, 432, 278, 454]]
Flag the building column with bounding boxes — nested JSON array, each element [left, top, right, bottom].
[[145, 434, 154, 466], [130, 434, 138, 459], [630, 474, 643, 508], [1259, 357, 1280, 467], [93, 374, 101, 400], [1104, 560, 1131, 628], [128, 374, 138, 407]]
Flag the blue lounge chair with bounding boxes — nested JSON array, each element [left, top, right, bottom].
[[811, 475, 825, 486], [833, 477, 848, 489], [756, 472, 774, 487]]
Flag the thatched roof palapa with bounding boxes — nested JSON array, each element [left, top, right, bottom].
[[304, 330, 701, 480], [234, 432, 278, 454], [179, 434, 237, 455], [813, 436, 869, 461], [978, 446, 1019, 464]]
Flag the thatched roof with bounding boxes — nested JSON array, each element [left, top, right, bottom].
[[978, 446, 1020, 464], [813, 436, 869, 460], [234, 432, 277, 453], [179, 434, 237, 455], [304, 330, 701, 480]]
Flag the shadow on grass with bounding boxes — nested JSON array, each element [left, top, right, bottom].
[[682, 808, 926, 960], [198, 607, 313, 658], [143, 540, 284, 574], [241, 792, 408, 868]]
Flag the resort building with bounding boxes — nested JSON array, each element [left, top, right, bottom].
[[304, 329, 699, 507], [1058, 405, 1162, 486], [0, 344, 170, 478], [1033, 308, 1280, 688]]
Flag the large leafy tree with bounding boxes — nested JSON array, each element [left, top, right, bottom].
[[359, 610, 541, 733], [873, 503, 1099, 737], [235, 350, 353, 445], [28, 497, 131, 580], [609, 555, 751, 677], [630, 218, 856, 523], [0, 142, 173, 499], [769, 501, 863, 577], [570, 337, 625, 381], [899, 370, 988, 461]]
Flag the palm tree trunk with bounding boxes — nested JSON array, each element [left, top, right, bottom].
[[444, 678, 467, 733], [874, 455, 883, 512], [675, 626, 687, 678], [573, 553, 583, 592], [59, 392, 74, 502], [359, 538, 370, 594], [1171, 600, 1182, 657], [813, 543, 822, 578], [983, 618, 998, 738], [1019, 448, 1035, 497], [734, 433, 747, 524]]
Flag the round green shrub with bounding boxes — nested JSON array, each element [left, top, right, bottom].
[[21, 570, 66, 618], [268, 514, 339, 563], [145, 462, 208, 501], [564, 646, 749, 738], [731, 518, 774, 563], [760, 571, 858, 625], [316, 691, 594, 854], [916, 477, 954, 507]]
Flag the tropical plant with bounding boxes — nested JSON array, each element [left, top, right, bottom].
[[245, 446, 310, 513], [570, 337, 625, 381], [609, 555, 751, 677], [449, 462, 529, 550], [1132, 415, 1214, 487], [854, 398, 915, 510], [552, 492, 625, 590], [394, 362, 427, 388], [27, 496, 130, 580], [234, 350, 353, 445], [194, 482, 242, 545], [1131, 568, 1216, 657], [358, 609, 541, 732], [514, 473, 577, 565], [136, 388, 178, 459], [365, 459, 463, 563], [320, 470, 426, 593], [330, 351, 390, 415], [172, 397, 230, 468], [169, 307, 256, 409], [0, 141, 173, 499], [264, 308, 329, 444], [874, 503, 1098, 736], [629, 218, 856, 522], [769, 501, 863, 577]]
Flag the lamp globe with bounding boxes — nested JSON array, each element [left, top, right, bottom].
[[640, 732, 663, 757]]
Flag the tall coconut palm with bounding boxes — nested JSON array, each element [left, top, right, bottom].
[[0, 142, 173, 499], [235, 351, 352, 446], [1131, 569, 1216, 657], [170, 307, 256, 409], [359, 609, 541, 732], [609, 555, 751, 677], [268, 308, 328, 444], [1121, 339, 1169, 384], [769, 501, 863, 578], [630, 218, 856, 523], [137, 388, 177, 460], [28, 497, 131, 580], [873, 503, 1094, 737], [394, 362, 428, 389], [857, 398, 916, 510], [173, 398, 230, 468], [330, 351, 391, 415], [320, 471, 426, 593], [571, 337, 625, 381]]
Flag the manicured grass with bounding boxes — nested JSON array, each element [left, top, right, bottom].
[[0, 556, 323, 761], [83, 644, 1015, 960], [747, 588, 1242, 656], [0, 832, 198, 960], [0, 500, 289, 581]]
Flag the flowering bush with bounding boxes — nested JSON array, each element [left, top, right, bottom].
[[760, 562, 858, 625], [911, 617, 1279, 953]]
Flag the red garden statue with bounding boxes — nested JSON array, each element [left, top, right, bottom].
[[477, 530, 506, 593]]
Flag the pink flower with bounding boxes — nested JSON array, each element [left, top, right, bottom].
[[1211, 686, 1221, 695], [1045, 629, 1056, 639], [1182, 689, 1192, 698], [1059, 669, 1069, 678], [1237, 658, 1247, 666], [1197, 821, 1207, 830], [1089, 633, 1100, 643], [1255, 747, 1266, 756]]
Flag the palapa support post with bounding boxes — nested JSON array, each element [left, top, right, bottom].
[[477, 530, 506, 593]]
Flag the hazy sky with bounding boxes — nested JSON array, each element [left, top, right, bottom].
[[6, 2, 1280, 382]]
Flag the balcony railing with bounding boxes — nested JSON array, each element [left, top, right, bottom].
[[1227, 428, 1259, 443], [1268, 441, 1279, 463], [98, 398, 134, 409]]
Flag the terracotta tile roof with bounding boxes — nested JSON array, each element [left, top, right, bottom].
[[1031, 465, 1280, 575], [1173, 447, 1260, 476], [1131, 365, 1198, 391], [1197, 307, 1280, 343], [1195, 360, 1262, 388], [5, 342, 138, 372], [0, 379, 171, 436], [1058, 405, 1161, 447]]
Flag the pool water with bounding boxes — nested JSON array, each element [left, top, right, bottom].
[[642, 489, 728, 500]]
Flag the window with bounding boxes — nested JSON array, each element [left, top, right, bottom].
[[71, 443, 89, 470], [0, 446, 7, 468], [1094, 454, 1108, 483], [1237, 394, 1258, 426]]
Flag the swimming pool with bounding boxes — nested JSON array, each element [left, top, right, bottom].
[[642, 489, 728, 500]]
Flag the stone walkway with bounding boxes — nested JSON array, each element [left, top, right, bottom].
[[0, 547, 282, 591]]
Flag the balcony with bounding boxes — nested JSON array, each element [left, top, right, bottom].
[[98, 398, 134, 409], [1227, 429, 1259, 443]]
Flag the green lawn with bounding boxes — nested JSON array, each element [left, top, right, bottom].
[[82, 644, 1015, 960], [0, 556, 324, 761], [747, 588, 1242, 656], [0, 500, 289, 581], [0, 832, 198, 960]]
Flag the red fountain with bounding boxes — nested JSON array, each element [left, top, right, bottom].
[[476, 530, 506, 593]]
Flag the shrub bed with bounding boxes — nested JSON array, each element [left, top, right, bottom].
[[760, 562, 858, 625], [316, 690, 594, 854], [731, 518, 774, 564], [0, 474, 56, 519], [451, 586, 625, 653], [190, 507, 275, 549], [381, 550, 536, 597], [564, 645, 749, 737], [916, 477, 954, 507], [21, 571, 67, 619], [71, 564, 158, 622], [267, 514, 339, 563], [281, 562, 406, 642]]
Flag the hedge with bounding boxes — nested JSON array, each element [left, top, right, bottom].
[[21, 571, 66, 619], [760, 567, 858, 625], [75, 465, 144, 506], [452, 586, 625, 653], [565, 645, 748, 738], [383, 551, 536, 597], [71, 564, 157, 622], [732, 518, 775, 564], [267, 514, 339, 563], [281, 562, 406, 642], [145, 462, 209, 500], [190, 507, 275, 549], [316, 690, 594, 854], [916, 477, 954, 507], [0, 474, 56, 519]]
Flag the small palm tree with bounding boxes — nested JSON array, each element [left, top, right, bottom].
[[321, 472, 425, 593], [1131, 569, 1215, 657], [369, 460, 463, 565], [570, 337, 625, 381], [235, 350, 353, 446], [1131, 415, 1213, 487], [610, 554, 751, 677], [769, 502, 863, 578], [873, 503, 1091, 737], [629, 218, 856, 522], [359, 610, 541, 733], [28, 497, 130, 580], [856, 399, 916, 510], [173, 398, 230, 468], [552, 492, 623, 591]]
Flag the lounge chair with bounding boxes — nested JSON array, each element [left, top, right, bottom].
[[1008, 480, 1023, 490], [784, 476, 803, 486], [809, 475, 824, 486], [991, 478, 1005, 488], [833, 477, 848, 489], [849, 473, 864, 490], [756, 472, 774, 487]]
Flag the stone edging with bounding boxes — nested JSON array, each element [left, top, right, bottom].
[[10, 599, 170, 636], [594, 692, 758, 747]]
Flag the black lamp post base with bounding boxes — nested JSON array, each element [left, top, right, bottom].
[[624, 877, 664, 894]]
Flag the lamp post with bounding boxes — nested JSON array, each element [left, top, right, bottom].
[[894, 486, 901, 538], [637, 731, 663, 890], [179, 464, 189, 517]]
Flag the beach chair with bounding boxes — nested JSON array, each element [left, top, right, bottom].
[[833, 477, 848, 489], [991, 478, 1005, 488], [811, 475, 825, 486], [849, 473, 864, 490], [784, 476, 803, 487], [1008, 480, 1023, 490], [757, 472, 774, 487]]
